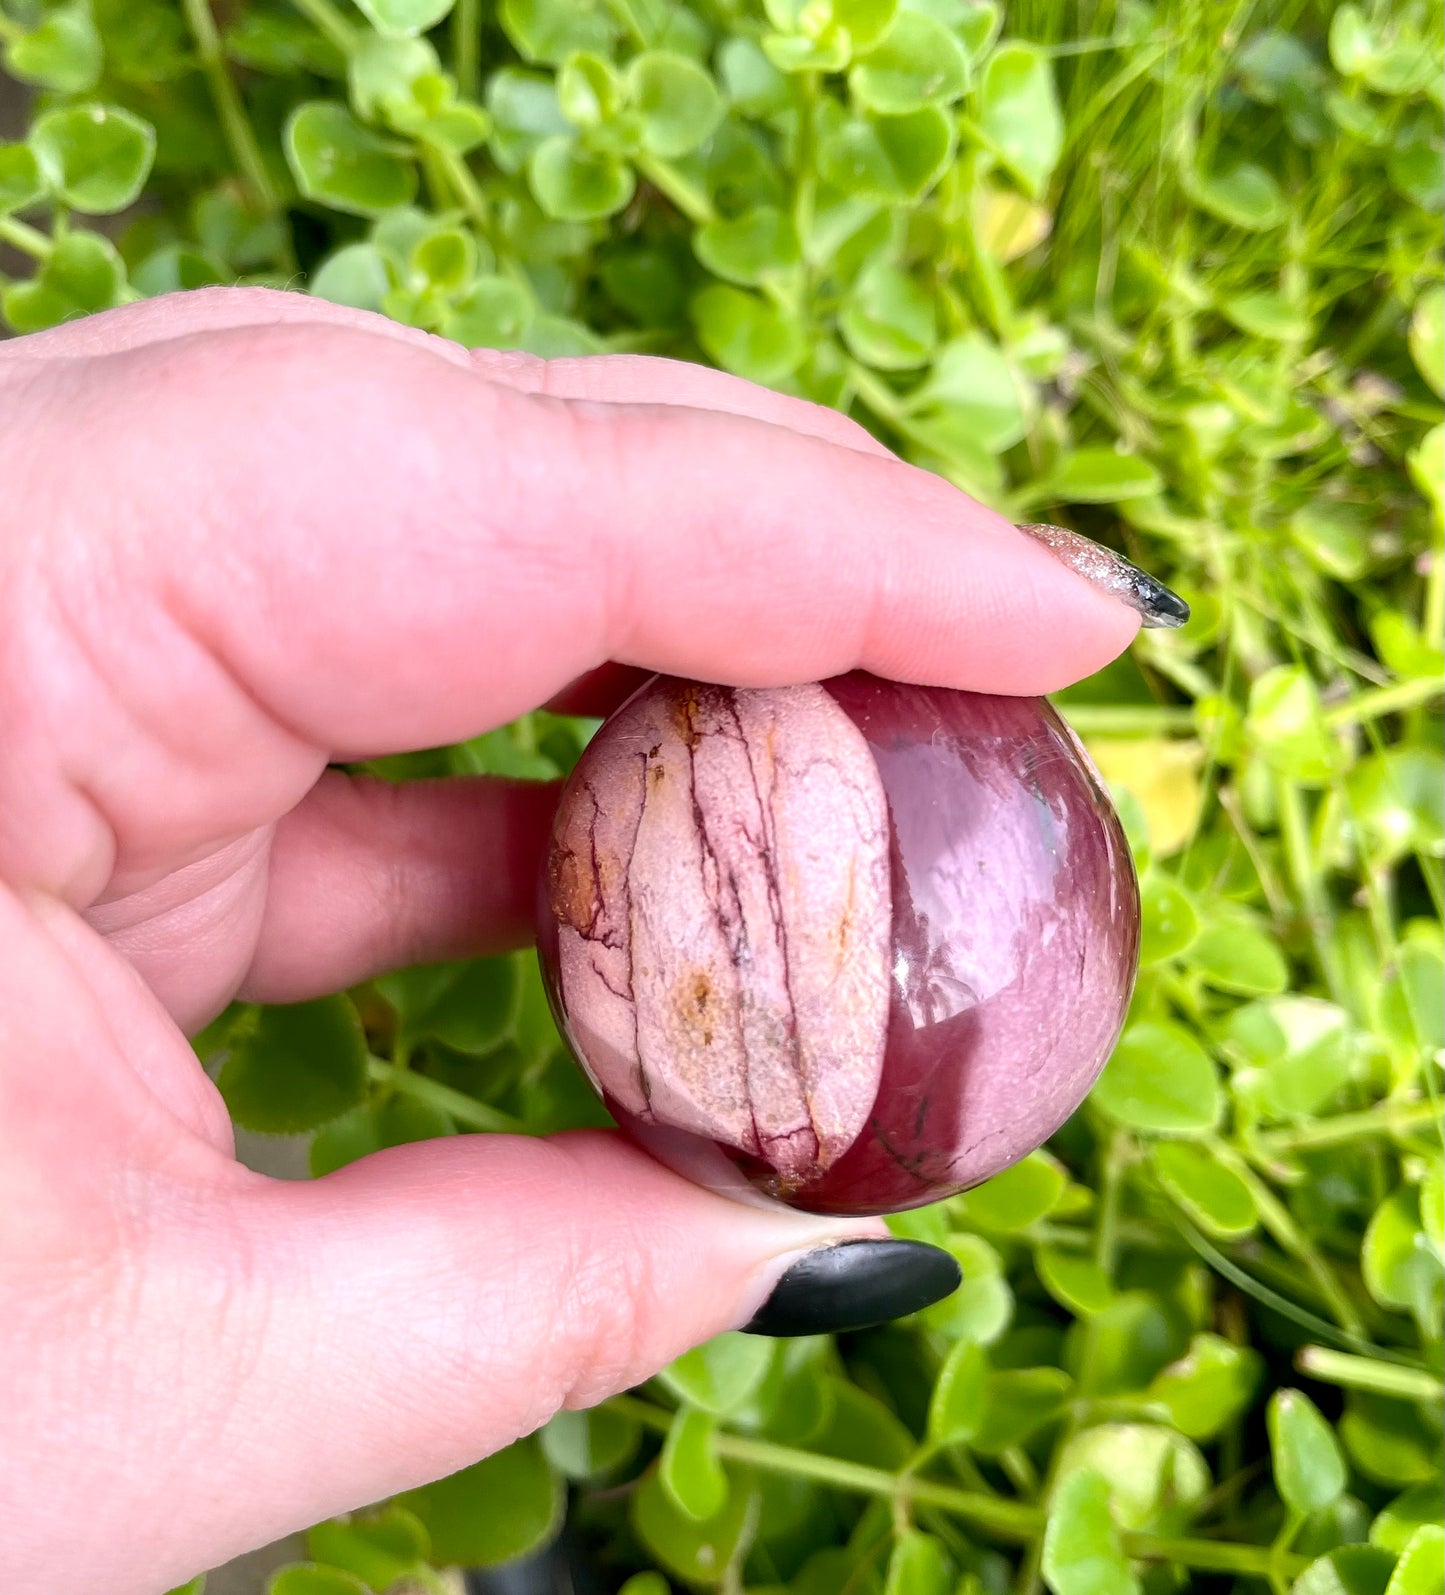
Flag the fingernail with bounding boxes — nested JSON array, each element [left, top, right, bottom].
[[1016, 523, 1190, 629], [741, 1239, 961, 1337]]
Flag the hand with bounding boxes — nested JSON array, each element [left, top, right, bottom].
[[0, 288, 1137, 1593]]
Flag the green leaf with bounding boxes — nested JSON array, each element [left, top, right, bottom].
[[1047, 449, 1163, 504], [814, 1377, 915, 1467], [628, 51, 724, 158], [309, 242, 391, 311], [1189, 906, 1289, 996], [354, 0, 456, 36], [1362, 1186, 1436, 1314], [1388, 1527, 1445, 1595], [904, 331, 1031, 452], [1221, 996, 1354, 1119], [972, 1366, 1073, 1455], [849, 12, 969, 113], [308, 1105, 379, 1177], [5, 0, 102, 92], [267, 1569, 369, 1595], [1221, 290, 1312, 342], [1342, 1393, 1442, 1487], [501, 0, 621, 67], [618, 1576, 671, 1595], [1188, 163, 1285, 230], [1041, 1470, 1142, 1595], [399, 1436, 562, 1565], [927, 1337, 988, 1443], [839, 260, 935, 369], [540, 1405, 641, 1480], [1147, 1333, 1262, 1440], [818, 105, 954, 201], [557, 51, 624, 129], [1292, 1546, 1397, 1595], [691, 283, 807, 383], [952, 1152, 1067, 1233], [885, 1529, 952, 1595], [529, 135, 635, 220], [163, 1580, 206, 1595], [442, 274, 534, 347], [284, 103, 417, 216], [1090, 1020, 1222, 1133], [1245, 665, 1342, 785], [486, 68, 571, 170], [831, 0, 899, 53], [1271, 1389, 1348, 1516], [1036, 1248, 1115, 1317], [1153, 1142, 1259, 1238], [2, 229, 125, 334], [129, 246, 229, 297], [1328, 5, 1373, 76], [379, 958, 518, 1053], [975, 43, 1062, 198], [694, 206, 800, 286], [1410, 286, 1444, 399], [1373, 1486, 1445, 1554], [918, 1232, 1012, 1342], [658, 1332, 775, 1416], [0, 143, 44, 214], [661, 1405, 729, 1521], [306, 1506, 429, 1587], [631, 1465, 757, 1586], [217, 997, 369, 1135], [1056, 1424, 1210, 1534], [30, 104, 156, 214], [348, 33, 440, 123], [1139, 873, 1200, 965]]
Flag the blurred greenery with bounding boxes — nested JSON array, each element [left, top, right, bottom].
[[5, 0, 1441, 1590]]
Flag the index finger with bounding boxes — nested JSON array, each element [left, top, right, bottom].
[[37, 318, 1136, 759]]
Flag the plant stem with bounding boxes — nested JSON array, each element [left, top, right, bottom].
[[437, 146, 490, 232], [1296, 1346, 1445, 1404], [452, 0, 481, 98], [0, 216, 51, 259], [605, 1395, 1309, 1577], [1219, 1149, 1365, 1337], [366, 1058, 525, 1134], [1275, 775, 1345, 1003], [182, 0, 280, 212], [634, 154, 714, 225], [1056, 704, 1196, 734], [1325, 676, 1444, 727], [289, 0, 357, 53], [1257, 1100, 1440, 1153]]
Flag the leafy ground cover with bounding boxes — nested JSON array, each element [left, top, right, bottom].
[[2, 0, 1442, 1591]]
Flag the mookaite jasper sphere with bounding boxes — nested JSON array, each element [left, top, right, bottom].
[[538, 674, 1139, 1215]]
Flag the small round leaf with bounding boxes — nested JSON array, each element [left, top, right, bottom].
[[217, 997, 369, 1135], [284, 102, 418, 216], [30, 103, 156, 214]]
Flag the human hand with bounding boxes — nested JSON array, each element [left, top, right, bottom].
[[0, 287, 1143, 1593]]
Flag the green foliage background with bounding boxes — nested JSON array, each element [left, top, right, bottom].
[[2, 0, 1442, 1590]]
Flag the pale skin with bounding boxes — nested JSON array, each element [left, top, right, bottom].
[[0, 288, 1137, 1593]]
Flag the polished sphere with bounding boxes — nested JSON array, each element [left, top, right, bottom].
[[538, 673, 1139, 1215]]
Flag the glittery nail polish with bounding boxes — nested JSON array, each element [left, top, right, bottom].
[[1017, 523, 1190, 629]]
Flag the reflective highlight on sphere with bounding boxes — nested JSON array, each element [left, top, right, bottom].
[[538, 673, 1140, 1216]]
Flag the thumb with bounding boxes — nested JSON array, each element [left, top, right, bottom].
[[145, 1132, 953, 1582]]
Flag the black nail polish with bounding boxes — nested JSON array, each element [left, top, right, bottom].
[[1016, 523, 1191, 629], [742, 1239, 961, 1337]]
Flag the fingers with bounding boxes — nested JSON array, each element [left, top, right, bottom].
[[239, 771, 557, 1005], [6, 291, 1138, 901], [94, 1133, 885, 1592], [4, 285, 892, 458]]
